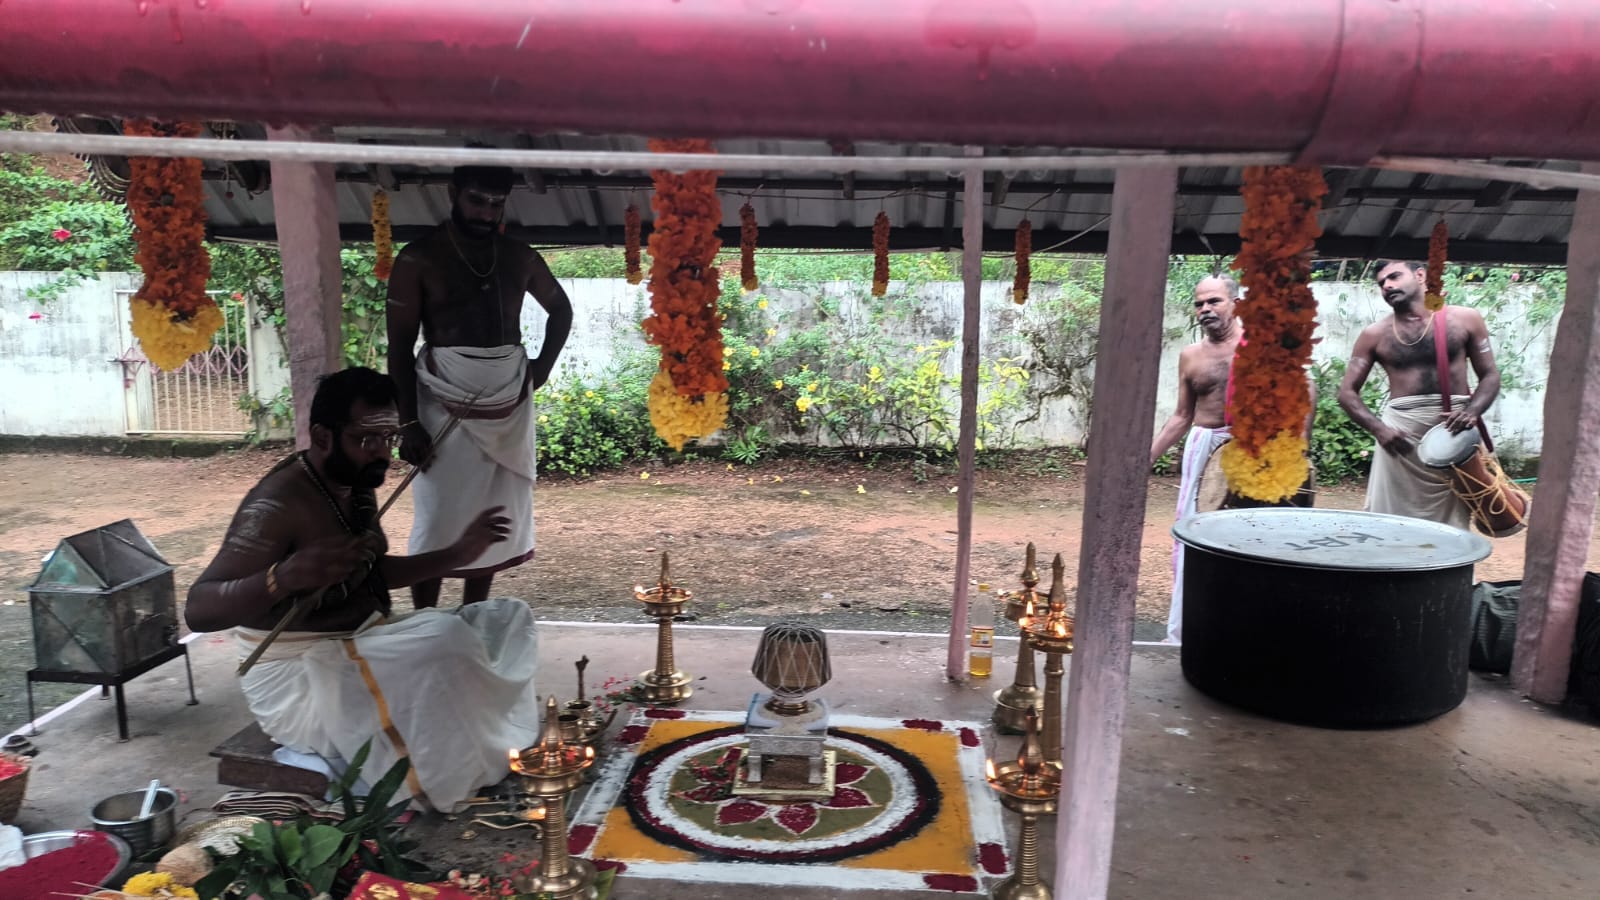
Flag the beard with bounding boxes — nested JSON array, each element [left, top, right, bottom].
[[451, 206, 499, 239], [325, 442, 389, 490]]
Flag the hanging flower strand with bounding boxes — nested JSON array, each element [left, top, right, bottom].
[[1219, 165, 1327, 503], [1012, 218, 1032, 304], [624, 204, 644, 285], [739, 202, 759, 292], [371, 189, 394, 281], [641, 138, 729, 450], [123, 119, 219, 373], [1425, 219, 1447, 312], [871, 211, 891, 296]]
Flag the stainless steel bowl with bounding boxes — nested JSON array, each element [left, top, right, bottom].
[[21, 830, 132, 887]]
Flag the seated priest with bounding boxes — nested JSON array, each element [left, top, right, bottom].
[[186, 367, 542, 811]]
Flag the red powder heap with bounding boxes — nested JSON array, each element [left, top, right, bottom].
[[0, 758, 24, 780], [0, 830, 121, 899]]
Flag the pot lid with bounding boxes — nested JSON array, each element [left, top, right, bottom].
[[1172, 508, 1492, 571]]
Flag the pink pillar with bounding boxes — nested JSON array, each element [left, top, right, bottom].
[[1512, 161, 1600, 702], [267, 126, 345, 449], [948, 149, 984, 679], [1054, 167, 1177, 898]]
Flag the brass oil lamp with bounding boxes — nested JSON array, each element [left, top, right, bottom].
[[1017, 553, 1075, 766], [509, 696, 599, 900], [993, 543, 1045, 732], [633, 552, 694, 704], [985, 706, 1061, 900]]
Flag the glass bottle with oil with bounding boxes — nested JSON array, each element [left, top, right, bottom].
[[969, 583, 995, 677]]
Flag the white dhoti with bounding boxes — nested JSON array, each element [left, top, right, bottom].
[[1167, 425, 1230, 644], [410, 345, 537, 576], [236, 598, 542, 812], [1365, 394, 1473, 531]]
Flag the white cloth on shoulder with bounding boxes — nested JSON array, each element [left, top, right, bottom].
[[410, 345, 537, 576], [1365, 394, 1472, 531], [235, 598, 542, 812], [1167, 424, 1230, 644]]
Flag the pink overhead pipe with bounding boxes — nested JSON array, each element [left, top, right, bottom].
[[1, 1, 1598, 163]]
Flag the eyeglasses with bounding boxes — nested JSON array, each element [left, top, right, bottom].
[[343, 429, 403, 453]]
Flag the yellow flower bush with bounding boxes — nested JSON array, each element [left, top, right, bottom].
[[647, 370, 728, 451], [796, 396, 812, 412]]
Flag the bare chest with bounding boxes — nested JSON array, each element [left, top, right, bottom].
[[418, 240, 526, 347]]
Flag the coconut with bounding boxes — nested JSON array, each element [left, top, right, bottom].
[[154, 842, 213, 886]]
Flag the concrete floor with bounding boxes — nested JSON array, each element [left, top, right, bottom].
[[6, 622, 1598, 899]]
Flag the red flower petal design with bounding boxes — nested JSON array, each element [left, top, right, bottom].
[[824, 787, 873, 809], [774, 803, 819, 835], [978, 842, 1009, 874], [645, 708, 687, 719], [834, 763, 869, 785], [902, 718, 944, 731], [716, 800, 767, 826], [959, 727, 981, 748], [615, 725, 650, 745], [568, 824, 598, 855], [923, 873, 979, 892]]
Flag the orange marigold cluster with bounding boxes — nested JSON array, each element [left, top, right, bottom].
[[624, 204, 643, 285], [1425, 219, 1447, 311], [871, 211, 890, 296], [642, 138, 727, 398], [739, 202, 759, 292], [1012, 218, 1032, 304], [372, 189, 394, 281], [123, 119, 216, 371], [1224, 166, 1326, 498]]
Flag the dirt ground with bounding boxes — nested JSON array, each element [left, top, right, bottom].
[[0, 448, 1590, 733]]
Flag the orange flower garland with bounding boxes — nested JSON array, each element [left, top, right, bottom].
[[123, 119, 217, 372], [739, 202, 759, 292], [641, 138, 728, 449], [624, 204, 643, 285], [1220, 165, 1327, 502], [372, 189, 394, 281], [871, 211, 890, 296], [1425, 219, 1447, 312], [1012, 218, 1032, 304]]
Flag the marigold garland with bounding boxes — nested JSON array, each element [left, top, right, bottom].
[[739, 202, 759, 292], [1012, 218, 1032, 304], [1425, 219, 1447, 312], [640, 138, 729, 449], [371, 189, 394, 281], [1221, 165, 1327, 502], [871, 211, 890, 296], [624, 204, 644, 285], [123, 119, 216, 372]]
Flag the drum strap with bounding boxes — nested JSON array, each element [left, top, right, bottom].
[[1432, 305, 1495, 452]]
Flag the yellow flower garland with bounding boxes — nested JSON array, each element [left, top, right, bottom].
[[647, 370, 728, 451], [122, 870, 200, 898], [129, 298, 224, 373], [372, 189, 394, 281], [124, 119, 216, 373]]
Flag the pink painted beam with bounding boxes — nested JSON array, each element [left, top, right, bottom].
[[267, 126, 344, 448], [947, 149, 983, 679], [1512, 161, 1600, 702], [1055, 167, 1177, 898], [5, 2, 1600, 162]]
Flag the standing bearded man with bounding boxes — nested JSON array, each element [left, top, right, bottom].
[[387, 166, 574, 607]]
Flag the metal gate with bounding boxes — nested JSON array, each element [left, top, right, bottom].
[[116, 290, 255, 436]]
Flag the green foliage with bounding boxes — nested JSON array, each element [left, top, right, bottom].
[[195, 739, 426, 899], [0, 161, 136, 301], [1441, 265, 1565, 391], [1308, 359, 1385, 483], [533, 358, 664, 476]]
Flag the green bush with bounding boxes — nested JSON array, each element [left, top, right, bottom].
[[533, 358, 661, 476], [1309, 358, 1384, 483]]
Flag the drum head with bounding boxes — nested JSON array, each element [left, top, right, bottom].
[[1417, 422, 1480, 468], [1194, 444, 1230, 512]]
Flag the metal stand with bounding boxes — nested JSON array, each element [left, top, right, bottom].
[[26, 643, 197, 742]]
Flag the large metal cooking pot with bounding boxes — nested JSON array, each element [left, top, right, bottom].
[[1173, 508, 1491, 728]]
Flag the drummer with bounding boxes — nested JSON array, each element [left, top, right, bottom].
[[1150, 275, 1246, 644], [1336, 260, 1501, 530]]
